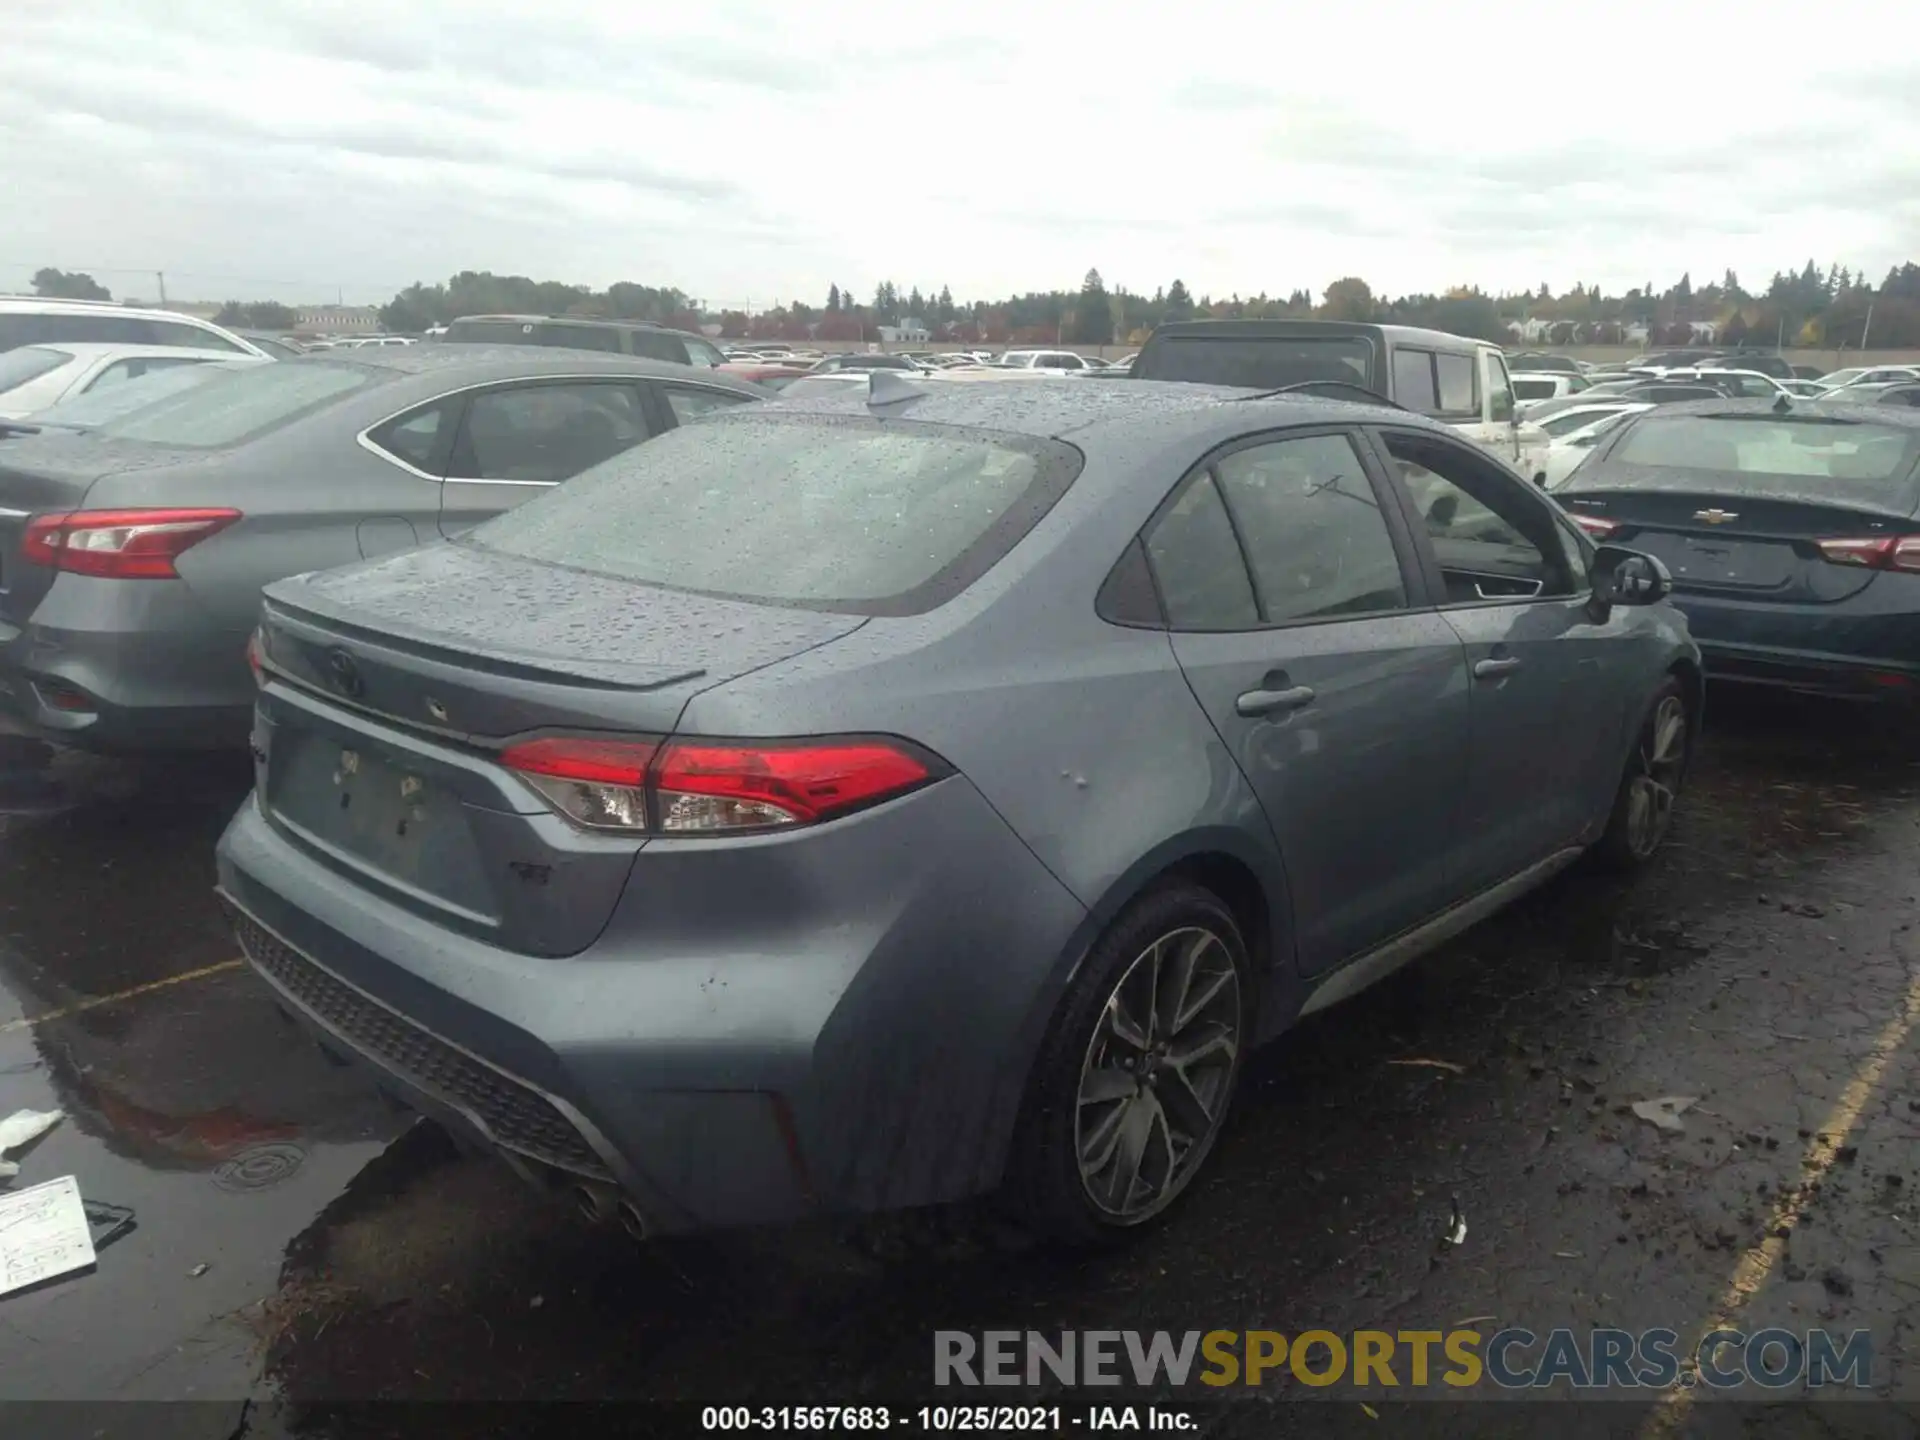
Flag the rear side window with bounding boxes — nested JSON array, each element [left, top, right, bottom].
[[150, 321, 245, 354], [0, 346, 73, 395], [92, 361, 376, 448], [367, 399, 457, 473], [627, 330, 690, 364], [1392, 349, 1439, 411], [84, 356, 206, 391], [1435, 354, 1477, 415], [467, 414, 1080, 615], [0, 313, 150, 350], [1211, 434, 1407, 623], [455, 382, 651, 482], [1511, 377, 1558, 400], [682, 338, 726, 368], [662, 386, 754, 423], [1145, 474, 1259, 629]]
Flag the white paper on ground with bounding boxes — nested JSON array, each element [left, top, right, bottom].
[[0, 1175, 96, 1297], [0, 1109, 64, 1179]]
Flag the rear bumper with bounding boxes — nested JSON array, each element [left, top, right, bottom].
[[0, 599, 251, 752], [1672, 593, 1920, 700], [214, 777, 1089, 1233]]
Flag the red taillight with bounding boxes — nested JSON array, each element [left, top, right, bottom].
[[1815, 536, 1920, 573], [22, 508, 241, 579], [654, 739, 935, 831], [498, 734, 939, 834], [1570, 513, 1620, 538], [246, 628, 267, 687]]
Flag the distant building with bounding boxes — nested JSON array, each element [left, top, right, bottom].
[[295, 305, 379, 335], [878, 317, 930, 344]]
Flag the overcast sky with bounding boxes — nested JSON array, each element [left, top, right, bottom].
[[5, 0, 1917, 310]]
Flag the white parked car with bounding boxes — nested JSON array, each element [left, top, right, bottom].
[[1537, 402, 1653, 489], [1814, 365, 1920, 389], [0, 297, 269, 359], [1510, 371, 1593, 412], [0, 343, 270, 419], [995, 349, 1096, 374]]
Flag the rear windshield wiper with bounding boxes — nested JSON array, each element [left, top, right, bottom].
[[1237, 380, 1403, 408]]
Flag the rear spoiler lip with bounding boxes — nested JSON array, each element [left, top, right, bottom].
[[1562, 470, 1920, 524], [260, 589, 705, 693]]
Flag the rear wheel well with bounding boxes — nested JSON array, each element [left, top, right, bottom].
[[1154, 852, 1272, 977]]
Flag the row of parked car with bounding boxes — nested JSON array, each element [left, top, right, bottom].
[[1, 296, 1913, 1248]]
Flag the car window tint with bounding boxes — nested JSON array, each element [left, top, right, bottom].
[[367, 399, 456, 473], [1384, 431, 1573, 602], [663, 386, 753, 424], [1144, 473, 1259, 630], [627, 330, 687, 363], [1392, 349, 1438, 411], [1435, 353, 1477, 414], [683, 338, 726, 368], [1486, 355, 1515, 422], [0, 346, 72, 395], [84, 356, 202, 391], [0, 313, 151, 349], [457, 382, 650, 482], [151, 321, 244, 354], [1211, 434, 1407, 623], [1511, 377, 1558, 400]]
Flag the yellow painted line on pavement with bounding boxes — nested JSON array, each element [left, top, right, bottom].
[[1640, 953, 1920, 1435], [0, 958, 245, 1035]]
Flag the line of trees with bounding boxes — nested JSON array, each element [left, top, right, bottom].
[[33, 259, 1920, 349]]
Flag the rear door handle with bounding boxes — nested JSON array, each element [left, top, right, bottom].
[[1236, 684, 1316, 717], [1474, 657, 1523, 679]]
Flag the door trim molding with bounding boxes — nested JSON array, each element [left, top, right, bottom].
[[1297, 845, 1585, 1017]]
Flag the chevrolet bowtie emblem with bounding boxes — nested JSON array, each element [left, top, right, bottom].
[[1694, 509, 1739, 524]]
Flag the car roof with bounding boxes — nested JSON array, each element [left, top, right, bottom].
[[1637, 396, 1920, 428], [278, 345, 765, 392], [756, 374, 1433, 447], [449, 314, 691, 335], [0, 297, 227, 323], [1148, 318, 1493, 351], [12, 342, 256, 362]]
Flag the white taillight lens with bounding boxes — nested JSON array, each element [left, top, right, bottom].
[[500, 737, 658, 831]]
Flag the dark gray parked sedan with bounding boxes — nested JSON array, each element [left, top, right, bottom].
[[0, 348, 763, 751], [216, 378, 1700, 1243]]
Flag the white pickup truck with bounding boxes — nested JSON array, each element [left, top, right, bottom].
[[1128, 320, 1553, 485]]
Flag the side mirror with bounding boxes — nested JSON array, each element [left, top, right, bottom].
[[1588, 544, 1672, 620]]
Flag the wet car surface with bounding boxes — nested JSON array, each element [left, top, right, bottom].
[[0, 696, 1916, 1434]]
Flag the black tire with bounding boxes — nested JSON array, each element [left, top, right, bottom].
[[1593, 675, 1691, 871], [1007, 882, 1253, 1247]]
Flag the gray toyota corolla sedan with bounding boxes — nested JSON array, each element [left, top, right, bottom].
[[0, 348, 763, 751], [216, 377, 1700, 1243]]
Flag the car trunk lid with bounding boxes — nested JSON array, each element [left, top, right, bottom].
[[255, 542, 866, 954], [1561, 485, 1920, 603]]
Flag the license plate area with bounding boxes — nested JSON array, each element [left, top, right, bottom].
[[264, 723, 502, 924], [1637, 533, 1794, 590]]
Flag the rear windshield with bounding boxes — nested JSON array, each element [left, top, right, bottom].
[[91, 360, 375, 448], [32, 360, 242, 428], [1605, 414, 1920, 510], [0, 346, 72, 395], [467, 414, 1083, 614], [1135, 335, 1374, 391], [444, 320, 625, 354]]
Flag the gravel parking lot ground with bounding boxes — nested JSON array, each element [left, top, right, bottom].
[[0, 692, 1915, 1438]]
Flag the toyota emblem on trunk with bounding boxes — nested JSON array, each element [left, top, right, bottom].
[[325, 647, 364, 698], [1694, 509, 1739, 524]]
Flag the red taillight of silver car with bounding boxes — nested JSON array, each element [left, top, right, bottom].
[[22, 508, 242, 580], [499, 734, 944, 834]]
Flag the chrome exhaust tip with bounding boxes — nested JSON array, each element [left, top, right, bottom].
[[573, 1182, 618, 1225], [616, 1198, 649, 1243]]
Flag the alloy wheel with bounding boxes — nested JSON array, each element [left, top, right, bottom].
[[1625, 694, 1687, 858], [1074, 925, 1242, 1221]]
